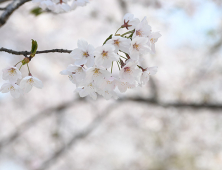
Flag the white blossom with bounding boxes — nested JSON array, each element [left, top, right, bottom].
[[133, 17, 151, 39], [129, 36, 150, 60], [140, 66, 158, 85], [20, 76, 43, 93], [98, 76, 117, 91], [60, 64, 86, 84], [0, 83, 21, 98], [85, 66, 111, 85], [106, 36, 131, 53], [97, 89, 118, 100], [122, 13, 140, 30], [117, 80, 136, 93], [76, 82, 97, 100], [119, 61, 142, 83], [70, 39, 95, 67], [71, 0, 89, 9], [147, 32, 162, 54], [32, 0, 89, 13], [2, 66, 22, 83], [94, 44, 119, 68]]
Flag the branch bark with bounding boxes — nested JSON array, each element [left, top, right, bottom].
[[0, 47, 72, 55], [0, 0, 31, 27]]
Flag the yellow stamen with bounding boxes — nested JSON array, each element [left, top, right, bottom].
[[133, 43, 139, 51], [101, 51, 108, 58]]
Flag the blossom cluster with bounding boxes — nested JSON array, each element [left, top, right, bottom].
[[0, 66, 43, 98], [32, 0, 89, 13], [61, 13, 161, 100]]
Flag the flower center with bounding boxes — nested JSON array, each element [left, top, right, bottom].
[[124, 67, 131, 73], [101, 51, 108, 58], [136, 30, 142, 36], [133, 43, 139, 51], [9, 68, 16, 75], [83, 51, 89, 58], [150, 38, 156, 44], [27, 78, 34, 85], [114, 40, 120, 46], [10, 86, 15, 91], [93, 68, 100, 75]]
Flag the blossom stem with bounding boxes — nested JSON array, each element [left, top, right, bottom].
[[120, 29, 135, 37], [116, 61, 121, 70], [111, 61, 113, 73], [115, 27, 122, 35], [27, 63, 31, 74], [120, 55, 127, 60], [14, 61, 22, 66], [19, 64, 23, 70]]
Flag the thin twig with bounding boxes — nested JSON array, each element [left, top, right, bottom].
[[0, 0, 31, 27]]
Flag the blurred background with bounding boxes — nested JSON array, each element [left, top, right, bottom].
[[0, 0, 222, 169]]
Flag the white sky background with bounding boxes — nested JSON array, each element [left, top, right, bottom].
[[0, 0, 222, 170]]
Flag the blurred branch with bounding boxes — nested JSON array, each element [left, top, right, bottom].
[[123, 97, 222, 110], [0, 47, 72, 55], [36, 102, 119, 170], [118, 0, 127, 15], [0, 99, 83, 150], [0, 7, 6, 10], [0, 0, 31, 27], [0, 0, 11, 3]]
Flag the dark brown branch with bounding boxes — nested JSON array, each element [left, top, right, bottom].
[[0, 47, 72, 56], [36, 102, 119, 170], [0, 7, 6, 10], [0, 0, 31, 27]]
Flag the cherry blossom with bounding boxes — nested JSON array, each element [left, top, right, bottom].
[[147, 32, 162, 54], [0, 83, 21, 98], [76, 82, 97, 100], [70, 39, 95, 67], [94, 44, 119, 68], [2, 66, 22, 83], [20, 76, 43, 93], [32, 0, 89, 13], [140, 66, 158, 85], [129, 37, 150, 60], [85, 66, 111, 85], [71, 0, 89, 9], [60, 64, 86, 84], [119, 61, 142, 83], [122, 13, 140, 30], [117, 80, 137, 93], [133, 17, 151, 39], [106, 36, 131, 53]]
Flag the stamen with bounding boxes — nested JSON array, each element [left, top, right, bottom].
[[133, 43, 139, 51]]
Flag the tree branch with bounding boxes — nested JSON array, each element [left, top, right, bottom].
[[35, 102, 119, 170], [0, 7, 6, 10], [123, 97, 222, 110], [0, 98, 84, 150], [0, 47, 72, 56], [0, 0, 31, 27]]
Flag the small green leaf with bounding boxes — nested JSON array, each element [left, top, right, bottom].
[[103, 34, 113, 45], [30, 39, 38, 58], [30, 7, 43, 16]]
